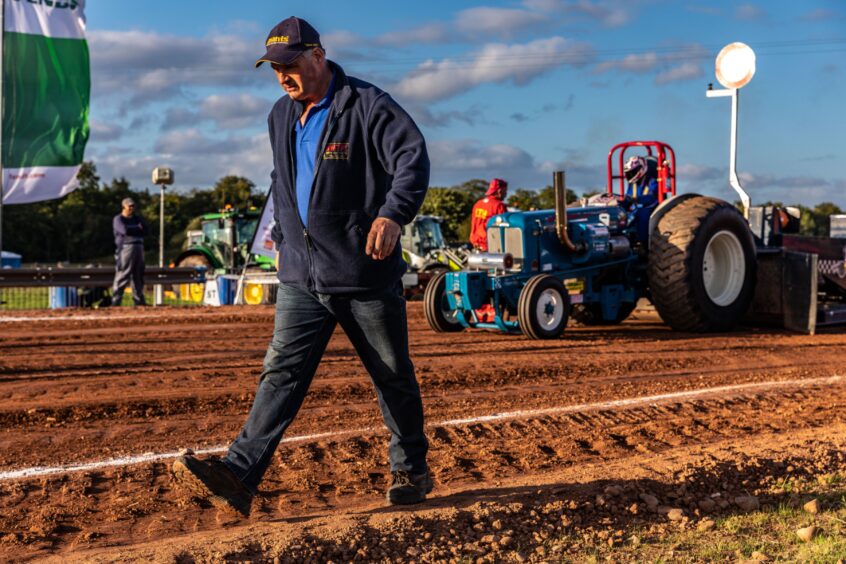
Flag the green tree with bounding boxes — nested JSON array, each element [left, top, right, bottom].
[[798, 202, 843, 236], [537, 185, 578, 209], [507, 189, 541, 210], [419, 187, 475, 241], [211, 176, 258, 209]]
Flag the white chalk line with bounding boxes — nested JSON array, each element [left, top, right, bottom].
[[1, 374, 841, 481]]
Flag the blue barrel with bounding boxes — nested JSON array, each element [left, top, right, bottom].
[[49, 287, 80, 308], [216, 275, 239, 305]]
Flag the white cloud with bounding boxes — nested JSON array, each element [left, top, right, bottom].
[[454, 7, 547, 37], [522, 0, 632, 28], [377, 23, 449, 46], [655, 62, 703, 84], [595, 52, 659, 73], [160, 94, 273, 131], [394, 36, 593, 103], [735, 4, 766, 21], [321, 30, 378, 62], [802, 8, 842, 21], [593, 44, 707, 85], [677, 163, 722, 181], [430, 140, 535, 171], [89, 30, 262, 108], [427, 139, 604, 191], [89, 120, 124, 142], [408, 105, 490, 128], [162, 107, 202, 130], [199, 94, 274, 129], [92, 131, 272, 189]]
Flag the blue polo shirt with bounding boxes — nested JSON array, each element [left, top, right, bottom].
[[294, 73, 336, 226]]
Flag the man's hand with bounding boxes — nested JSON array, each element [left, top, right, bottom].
[[275, 251, 280, 271], [365, 217, 401, 260]]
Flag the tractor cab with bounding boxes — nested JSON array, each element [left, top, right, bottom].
[[197, 209, 260, 271], [401, 215, 446, 258], [175, 207, 268, 274]]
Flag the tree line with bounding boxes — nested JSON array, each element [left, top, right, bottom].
[[2, 162, 264, 264], [1, 161, 842, 264]]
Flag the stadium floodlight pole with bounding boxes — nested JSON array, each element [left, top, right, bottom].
[[151, 167, 174, 306], [706, 42, 756, 220]]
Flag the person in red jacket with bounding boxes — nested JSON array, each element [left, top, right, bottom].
[[469, 178, 508, 251]]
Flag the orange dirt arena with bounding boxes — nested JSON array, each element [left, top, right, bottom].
[[0, 304, 844, 561]]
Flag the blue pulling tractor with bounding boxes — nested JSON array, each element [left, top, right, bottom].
[[424, 140, 759, 338]]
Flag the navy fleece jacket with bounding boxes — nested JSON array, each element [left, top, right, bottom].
[[268, 61, 430, 293]]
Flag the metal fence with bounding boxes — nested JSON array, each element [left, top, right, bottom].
[[0, 267, 206, 310]]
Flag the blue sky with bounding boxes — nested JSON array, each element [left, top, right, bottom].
[[85, 1, 846, 207]]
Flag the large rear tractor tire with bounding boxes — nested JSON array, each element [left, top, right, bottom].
[[648, 196, 756, 332], [175, 254, 212, 303], [570, 301, 636, 326], [517, 274, 569, 339], [423, 271, 464, 333]]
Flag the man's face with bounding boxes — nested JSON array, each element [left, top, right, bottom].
[[271, 49, 327, 103], [122, 203, 135, 217]]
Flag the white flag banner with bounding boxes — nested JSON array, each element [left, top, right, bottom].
[[2, 0, 89, 204], [250, 192, 277, 259]]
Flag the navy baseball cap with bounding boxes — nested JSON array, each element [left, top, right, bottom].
[[255, 16, 322, 68]]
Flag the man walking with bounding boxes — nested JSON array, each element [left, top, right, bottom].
[[469, 178, 508, 251], [111, 197, 147, 306], [172, 16, 432, 517]]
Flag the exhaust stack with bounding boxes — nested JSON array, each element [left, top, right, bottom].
[[554, 171, 577, 252]]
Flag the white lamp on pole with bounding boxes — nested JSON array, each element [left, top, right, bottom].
[[152, 167, 174, 306], [706, 42, 756, 218]]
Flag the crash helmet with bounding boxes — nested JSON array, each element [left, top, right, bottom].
[[624, 156, 648, 184]]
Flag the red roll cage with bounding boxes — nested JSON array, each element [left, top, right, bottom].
[[607, 141, 677, 204]]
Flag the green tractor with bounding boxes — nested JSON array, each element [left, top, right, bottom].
[[174, 207, 276, 304]]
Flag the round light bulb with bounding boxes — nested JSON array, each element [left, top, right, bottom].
[[715, 42, 756, 89]]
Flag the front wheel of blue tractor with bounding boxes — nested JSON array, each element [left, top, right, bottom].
[[423, 271, 464, 333], [517, 274, 569, 339]]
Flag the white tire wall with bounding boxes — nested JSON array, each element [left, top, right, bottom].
[[648, 196, 757, 332]]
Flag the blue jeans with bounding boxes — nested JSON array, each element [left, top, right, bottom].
[[223, 282, 428, 494]]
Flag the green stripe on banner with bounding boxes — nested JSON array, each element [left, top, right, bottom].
[[2, 31, 90, 168]]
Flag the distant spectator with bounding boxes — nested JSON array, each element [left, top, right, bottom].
[[469, 178, 508, 251], [111, 198, 148, 306]]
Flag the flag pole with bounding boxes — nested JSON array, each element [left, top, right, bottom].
[[0, 0, 6, 266]]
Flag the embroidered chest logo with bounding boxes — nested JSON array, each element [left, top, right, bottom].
[[323, 142, 349, 160]]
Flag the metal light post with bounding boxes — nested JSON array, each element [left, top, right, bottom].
[[152, 167, 174, 305], [706, 42, 757, 219]]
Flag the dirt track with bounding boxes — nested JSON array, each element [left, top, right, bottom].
[[0, 304, 845, 562]]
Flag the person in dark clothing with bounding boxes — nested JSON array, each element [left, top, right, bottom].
[[172, 16, 432, 517], [111, 197, 147, 306]]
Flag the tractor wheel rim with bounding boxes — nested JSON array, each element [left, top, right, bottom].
[[702, 229, 745, 306], [440, 291, 460, 324], [536, 288, 564, 328]]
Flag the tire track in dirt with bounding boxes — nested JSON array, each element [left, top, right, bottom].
[[2, 305, 846, 559], [0, 381, 843, 559]]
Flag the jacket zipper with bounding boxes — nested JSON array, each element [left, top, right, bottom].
[[300, 110, 341, 292], [289, 107, 342, 292]]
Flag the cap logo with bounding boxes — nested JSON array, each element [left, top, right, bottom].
[[266, 35, 290, 46]]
